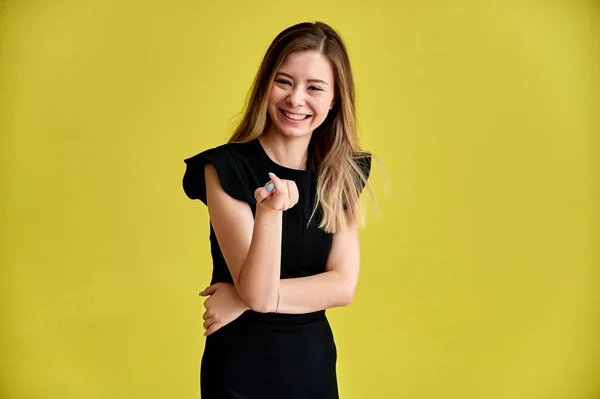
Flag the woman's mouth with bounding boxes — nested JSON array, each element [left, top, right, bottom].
[[280, 109, 312, 122]]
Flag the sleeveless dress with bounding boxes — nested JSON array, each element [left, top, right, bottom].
[[182, 138, 370, 399]]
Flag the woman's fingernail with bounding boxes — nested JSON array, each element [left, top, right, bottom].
[[203, 332, 207, 337], [199, 291, 204, 296], [266, 183, 275, 192], [268, 172, 276, 178]]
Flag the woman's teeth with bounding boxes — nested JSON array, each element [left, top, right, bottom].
[[282, 110, 309, 120]]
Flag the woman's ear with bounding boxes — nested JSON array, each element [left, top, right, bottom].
[[329, 99, 335, 110]]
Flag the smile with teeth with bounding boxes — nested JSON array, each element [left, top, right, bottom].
[[280, 109, 311, 121]]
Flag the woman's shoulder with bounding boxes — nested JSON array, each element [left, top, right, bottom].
[[182, 140, 261, 205]]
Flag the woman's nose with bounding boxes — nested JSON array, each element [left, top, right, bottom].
[[286, 87, 306, 106]]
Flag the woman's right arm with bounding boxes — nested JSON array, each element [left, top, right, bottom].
[[204, 162, 290, 313]]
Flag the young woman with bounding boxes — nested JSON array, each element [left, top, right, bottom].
[[183, 21, 372, 399]]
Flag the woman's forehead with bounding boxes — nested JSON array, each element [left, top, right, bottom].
[[278, 51, 334, 83]]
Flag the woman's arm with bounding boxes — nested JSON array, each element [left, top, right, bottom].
[[277, 210, 360, 314], [205, 163, 297, 313], [206, 172, 360, 314], [199, 213, 360, 335], [205, 161, 360, 315], [201, 216, 360, 322]]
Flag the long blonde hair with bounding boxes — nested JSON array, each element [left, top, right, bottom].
[[229, 22, 372, 233]]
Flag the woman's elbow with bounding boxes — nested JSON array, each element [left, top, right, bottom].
[[248, 300, 271, 313], [233, 286, 269, 313], [339, 285, 357, 307], [245, 294, 274, 313], [234, 278, 272, 313]]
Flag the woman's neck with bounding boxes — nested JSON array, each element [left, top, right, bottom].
[[258, 130, 311, 171]]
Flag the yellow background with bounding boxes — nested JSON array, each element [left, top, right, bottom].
[[1, 0, 598, 398]]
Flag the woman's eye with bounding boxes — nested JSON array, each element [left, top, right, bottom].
[[309, 86, 324, 91], [275, 79, 291, 85]]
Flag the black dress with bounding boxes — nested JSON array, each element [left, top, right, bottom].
[[182, 138, 370, 399]]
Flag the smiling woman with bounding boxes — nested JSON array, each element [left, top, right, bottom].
[[182, 21, 372, 399], [267, 51, 336, 136]]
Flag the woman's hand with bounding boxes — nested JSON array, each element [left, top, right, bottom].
[[254, 172, 299, 212], [199, 282, 250, 336]]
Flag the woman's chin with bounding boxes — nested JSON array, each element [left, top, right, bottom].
[[272, 124, 312, 138]]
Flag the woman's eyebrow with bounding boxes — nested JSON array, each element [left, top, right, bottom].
[[276, 71, 329, 86]]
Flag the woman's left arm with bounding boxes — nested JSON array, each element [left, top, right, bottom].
[[277, 211, 360, 314]]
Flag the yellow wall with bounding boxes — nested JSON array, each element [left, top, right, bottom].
[[1, 0, 598, 398]]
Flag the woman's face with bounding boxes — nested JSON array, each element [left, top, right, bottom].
[[266, 50, 336, 139]]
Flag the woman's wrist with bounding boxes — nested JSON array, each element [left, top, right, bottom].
[[255, 204, 283, 218]]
